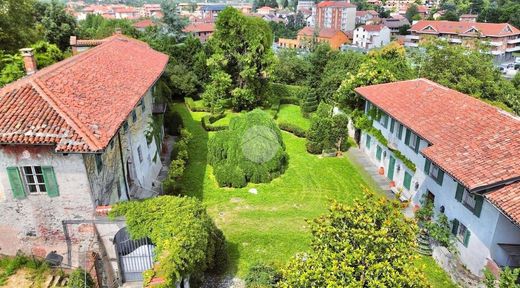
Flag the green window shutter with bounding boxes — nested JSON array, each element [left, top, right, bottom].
[[424, 159, 431, 174], [42, 166, 59, 198], [390, 118, 395, 133], [141, 99, 146, 112], [451, 219, 459, 236], [376, 146, 382, 160], [366, 135, 371, 149], [398, 124, 403, 139], [455, 184, 464, 202], [7, 167, 26, 199], [403, 172, 412, 190], [473, 195, 484, 217], [405, 129, 411, 145], [437, 170, 444, 186], [414, 136, 420, 153], [463, 229, 471, 247]]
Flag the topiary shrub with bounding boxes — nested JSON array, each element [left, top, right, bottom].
[[208, 109, 288, 188], [245, 263, 281, 288]]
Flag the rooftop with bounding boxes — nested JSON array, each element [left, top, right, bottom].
[[410, 20, 520, 36], [0, 35, 168, 153], [486, 182, 520, 226], [359, 24, 387, 32], [183, 22, 216, 33], [298, 26, 346, 38], [316, 1, 356, 8], [355, 78, 520, 192]]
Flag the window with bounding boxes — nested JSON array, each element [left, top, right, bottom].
[[379, 112, 388, 128], [22, 166, 46, 193], [405, 129, 420, 153], [456, 222, 467, 242], [132, 110, 137, 122], [455, 183, 484, 217], [123, 121, 129, 132], [397, 123, 403, 139], [403, 171, 412, 190], [462, 191, 477, 210], [140, 99, 146, 112], [365, 135, 371, 149], [424, 159, 444, 185], [390, 118, 395, 133], [137, 145, 143, 163], [452, 219, 471, 247], [376, 145, 382, 161], [95, 154, 103, 173]]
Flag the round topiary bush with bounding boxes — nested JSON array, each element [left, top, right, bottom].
[[208, 109, 288, 188]]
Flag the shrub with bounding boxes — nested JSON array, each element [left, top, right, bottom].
[[163, 128, 192, 195], [267, 83, 310, 103], [185, 97, 210, 112], [201, 114, 228, 131], [245, 263, 281, 288], [301, 89, 318, 117], [208, 110, 288, 187], [110, 196, 227, 287], [279, 97, 300, 105], [68, 268, 94, 288], [305, 103, 348, 154], [278, 122, 306, 138]]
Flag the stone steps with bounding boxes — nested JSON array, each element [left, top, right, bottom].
[[416, 231, 433, 256]]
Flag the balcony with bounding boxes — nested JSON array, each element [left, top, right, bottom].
[[486, 41, 503, 46], [507, 38, 520, 44], [506, 46, 520, 52]]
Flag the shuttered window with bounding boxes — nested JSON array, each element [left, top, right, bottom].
[[457, 184, 484, 217], [376, 146, 382, 161], [7, 167, 26, 199], [365, 135, 371, 149], [403, 172, 412, 190], [42, 167, 59, 197], [397, 124, 403, 140], [390, 118, 395, 133]]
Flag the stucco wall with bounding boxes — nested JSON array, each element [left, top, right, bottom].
[[0, 146, 94, 266]]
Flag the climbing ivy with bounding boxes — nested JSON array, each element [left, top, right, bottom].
[[109, 196, 227, 287], [145, 115, 164, 162]]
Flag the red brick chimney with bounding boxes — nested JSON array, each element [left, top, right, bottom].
[[19, 48, 37, 75]]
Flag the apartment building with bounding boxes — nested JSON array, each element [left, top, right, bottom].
[[355, 78, 520, 276], [314, 1, 356, 32], [405, 20, 520, 63]]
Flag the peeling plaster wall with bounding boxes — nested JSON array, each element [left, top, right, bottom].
[[83, 87, 163, 204], [0, 146, 94, 266]]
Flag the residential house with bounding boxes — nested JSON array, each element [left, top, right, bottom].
[[355, 78, 520, 276], [133, 19, 156, 32], [382, 17, 411, 34], [460, 14, 478, 22], [257, 6, 276, 15], [314, 1, 357, 32], [183, 22, 216, 43], [353, 24, 391, 49], [0, 34, 168, 284], [279, 26, 349, 50], [356, 10, 379, 25], [114, 7, 139, 19], [297, 0, 315, 12], [405, 20, 520, 62], [139, 4, 162, 18]]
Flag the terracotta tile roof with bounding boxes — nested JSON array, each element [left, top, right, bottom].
[[183, 22, 215, 33], [486, 182, 520, 226], [133, 19, 156, 29], [317, 1, 356, 8], [410, 20, 520, 37], [298, 26, 345, 38], [356, 10, 378, 17], [0, 35, 168, 153], [355, 79, 520, 192], [361, 24, 387, 32]]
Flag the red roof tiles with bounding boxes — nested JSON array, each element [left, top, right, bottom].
[[355, 79, 520, 192], [317, 1, 356, 8], [183, 22, 215, 33], [0, 35, 168, 152], [361, 24, 386, 32], [298, 26, 346, 38], [133, 19, 156, 29], [486, 182, 520, 226], [410, 20, 520, 37]]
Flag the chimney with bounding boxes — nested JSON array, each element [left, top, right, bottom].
[[19, 48, 37, 75], [70, 36, 78, 55]]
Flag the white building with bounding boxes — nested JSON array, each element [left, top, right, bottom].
[[355, 78, 520, 276], [353, 24, 391, 49]]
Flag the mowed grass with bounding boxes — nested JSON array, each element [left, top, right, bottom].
[[276, 104, 311, 131], [172, 103, 455, 287]]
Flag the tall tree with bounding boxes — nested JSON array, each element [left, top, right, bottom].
[[160, 2, 188, 42], [205, 7, 274, 111], [34, 0, 78, 51], [0, 0, 38, 52], [279, 193, 428, 287]]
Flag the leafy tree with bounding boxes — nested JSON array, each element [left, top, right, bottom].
[[478, 1, 520, 28], [266, 0, 279, 8], [399, 24, 411, 35], [415, 38, 520, 114], [440, 10, 460, 21], [0, 0, 38, 52], [301, 89, 319, 116], [34, 0, 78, 50], [110, 196, 227, 286], [202, 69, 232, 114], [78, 14, 139, 39], [330, 113, 350, 153], [306, 102, 350, 154], [160, 2, 188, 42], [279, 192, 428, 287], [68, 268, 94, 288], [206, 7, 274, 111], [483, 267, 520, 288], [271, 49, 311, 85], [31, 41, 64, 69], [316, 51, 366, 103], [405, 4, 420, 21], [512, 72, 520, 90], [305, 43, 334, 89], [282, 0, 289, 8]]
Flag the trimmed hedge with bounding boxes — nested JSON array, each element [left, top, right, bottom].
[[163, 128, 192, 195], [280, 97, 300, 105], [268, 83, 310, 102], [185, 97, 210, 112], [278, 122, 306, 138], [208, 110, 288, 188], [201, 113, 228, 131]]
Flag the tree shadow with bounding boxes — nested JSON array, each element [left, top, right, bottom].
[[178, 104, 209, 200], [225, 241, 240, 277]]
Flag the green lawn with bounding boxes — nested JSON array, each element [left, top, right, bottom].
[[276, 104, 310, 131], [172, 103, 455, 287]]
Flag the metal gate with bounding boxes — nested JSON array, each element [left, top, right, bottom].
[[113, 227, 154, 283]]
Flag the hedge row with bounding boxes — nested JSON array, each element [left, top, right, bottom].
[[268, 83, 310, 100], [163, 128, 192, 195], [201, 114, 228, 131], [278, 121, 307, 138], [185, 97, 210, 112]]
